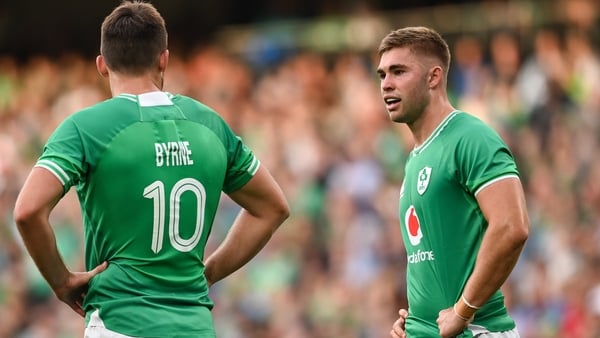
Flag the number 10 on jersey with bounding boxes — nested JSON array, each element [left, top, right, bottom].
[[143, 178, 206, 253]]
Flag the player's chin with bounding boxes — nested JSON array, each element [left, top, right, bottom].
[[388, 110, 405, 123]]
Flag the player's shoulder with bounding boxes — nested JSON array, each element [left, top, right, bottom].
[[70, 96, 131, 119], [448, 111, 510, 153]]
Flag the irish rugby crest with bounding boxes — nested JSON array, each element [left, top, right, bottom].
[[417, 166, 431, 195]]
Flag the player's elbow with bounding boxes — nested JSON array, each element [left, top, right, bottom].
[[13, 202, 40, 231], [271, 198, 290, 229], [509, 217, 529, 249], [492, 216, 529, 252]]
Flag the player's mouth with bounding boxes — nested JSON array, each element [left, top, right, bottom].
[[384, 96, 401, 110]]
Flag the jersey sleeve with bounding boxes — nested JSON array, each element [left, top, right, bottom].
[[35, 118, 86, 193], [455, 122, 519, 196], [222, 132, 261, 194]]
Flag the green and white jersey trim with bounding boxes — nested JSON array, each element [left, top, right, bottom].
[[246, 150, 260, 175], [117, 92, 176, 106], [412, 110, 460, 156], [35, 159, 70, 186], [474, 174, 519, 196]]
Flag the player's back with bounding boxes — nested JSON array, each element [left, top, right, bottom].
[[64, 92, 251, 336]]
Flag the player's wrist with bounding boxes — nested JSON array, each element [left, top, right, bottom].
[[454, 295, 479, 320], [453, 303, 471, 321], [461, 294, 481, 310]]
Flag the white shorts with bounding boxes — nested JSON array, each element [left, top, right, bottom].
[[470, 324, 520, 338], [84, 310, 135, 338]]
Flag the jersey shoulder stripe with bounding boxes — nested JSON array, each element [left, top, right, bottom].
[[474, 174, 519, 196], [35, 159, 69, 185]]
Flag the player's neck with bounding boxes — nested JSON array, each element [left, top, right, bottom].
[[108, 73, 162, 96], [410, 99, 455, 147]]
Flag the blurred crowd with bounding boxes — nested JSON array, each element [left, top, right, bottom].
[[1, 2, 600, 338]]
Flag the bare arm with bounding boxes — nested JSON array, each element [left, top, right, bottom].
[[14, 168, 69, 288], [462, 177, 529, 307], [203, 165, 290, 286], [437, 177, 529, 337], [14, 167, 107, 317]]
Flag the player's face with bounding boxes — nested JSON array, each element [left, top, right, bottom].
[[377, 47, 430, 124]]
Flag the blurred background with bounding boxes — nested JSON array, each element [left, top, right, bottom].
[[1, 0, 600, 337]]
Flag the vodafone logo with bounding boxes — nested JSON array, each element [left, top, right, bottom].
[[403, 205, 435, 263], [404, 205, 423, 246]]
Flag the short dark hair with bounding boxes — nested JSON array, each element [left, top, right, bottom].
[[100, 1, 167, 75], [378, 26, 450, 74]]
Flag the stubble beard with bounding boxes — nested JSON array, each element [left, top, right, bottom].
[[392, 83, 430, 125]]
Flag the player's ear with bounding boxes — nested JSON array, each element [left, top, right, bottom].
[[96, 55, 109, 78], [427, 65, 443, 89], [158, 49, 169, 73]]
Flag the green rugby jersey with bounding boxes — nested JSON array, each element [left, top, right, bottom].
[[399, 111, 519, 337], [35, 92, 260, 337]]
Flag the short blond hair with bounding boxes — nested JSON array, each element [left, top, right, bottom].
[[378, 26, 450, 74]]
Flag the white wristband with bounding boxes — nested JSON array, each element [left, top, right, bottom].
[[453, 303, 470, 321], [462, 295, 481, 310]]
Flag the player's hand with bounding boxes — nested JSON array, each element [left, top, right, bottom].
[[54, 261, 108, 317], [390, 308, 409, 338], [436, 306, 472, 338]]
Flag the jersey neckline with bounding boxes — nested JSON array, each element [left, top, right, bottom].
[[116, 91, 175, 107], [411, 110, 461, 156]]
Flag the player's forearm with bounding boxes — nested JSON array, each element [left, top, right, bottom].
[[204, 208, 286, 286], [461, 220, 528, 308], [15, 217, 70, 292], [14, 168, 69, 291]]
